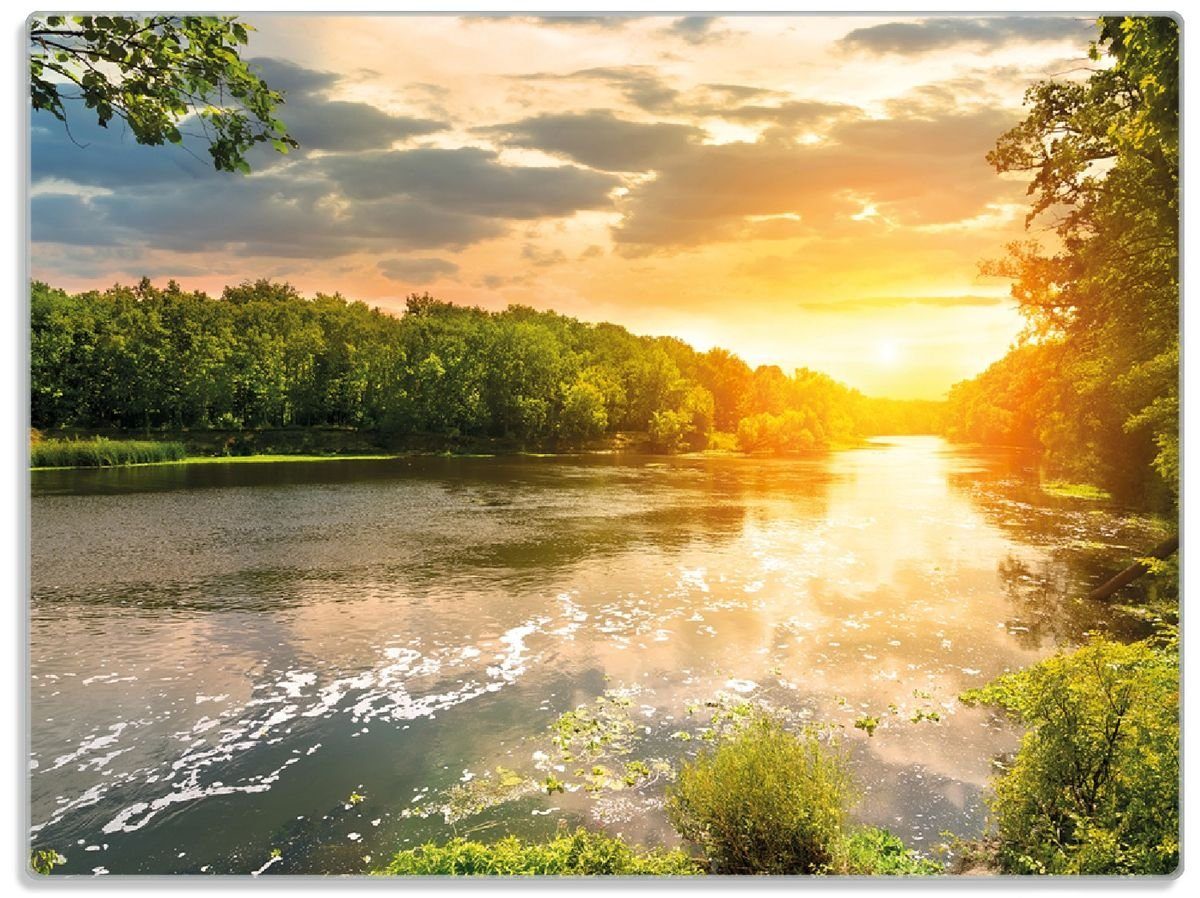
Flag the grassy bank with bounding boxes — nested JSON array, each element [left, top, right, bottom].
[[30, 437, 187, 468]]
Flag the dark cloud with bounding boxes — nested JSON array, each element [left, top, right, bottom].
[[521, 244, 568, 268], [320, 147, 619, 218], [32, 108, 218, 188], [247, 57, 448, 152], [527, 15, 646, 29], [377, 257, 461, 283], [247, 57, 340, 95], [482, 110, 703, 171], [31, 193, 122, 247], [664, 16, 728, 46], [701, 83, 782, 103], [271, 100, 446, 152], [557, 66, 682, 114], [840, 16, 1094, 55], [723, 100, 860, 131], [611, 106, 1024, 250]]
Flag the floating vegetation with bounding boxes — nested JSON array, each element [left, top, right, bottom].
[[405, 766, 539, 825], [854, 716, 880, 737], [1042, 481, 1113, 502]]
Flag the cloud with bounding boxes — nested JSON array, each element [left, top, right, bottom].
[[377, 257, 461, 283], [319, 147, 619, 218], [723, 100, 861, 132], [552, 66, 682, 114], [664, 16, 729, 46], [521, 243, 568, 268], [482, 110, 703, 171], [247, 57, 448, 152], [840, 16, 1095, 55], [611, 106, 1024, 250]]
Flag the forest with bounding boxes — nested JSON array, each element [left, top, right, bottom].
[[30, 278, 942, 454]]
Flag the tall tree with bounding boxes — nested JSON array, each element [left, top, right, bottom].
[[979, 16, 1178, 502]]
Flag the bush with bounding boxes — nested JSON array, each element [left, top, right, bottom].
[[375, 828, 701, 876], [962, 638, 1178, 874], [30, 437, 187, 468], [839, 827, 943, 876], [665, 714, 854, 874]]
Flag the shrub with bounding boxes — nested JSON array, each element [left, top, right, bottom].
[[962, 638, 1179, 875], [665, 714, 854, 874], [375, 828, 701, 876], [30, 437, 187, 468], [839, 826, 943, 876]]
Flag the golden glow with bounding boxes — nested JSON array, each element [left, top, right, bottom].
[[875, 339, 902, 367], [31, 14, 1092, 399]]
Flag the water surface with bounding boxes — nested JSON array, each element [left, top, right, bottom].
[[29, 437, 1161, 874]]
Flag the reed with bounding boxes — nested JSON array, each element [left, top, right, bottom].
[[30, 437, 187, 468]]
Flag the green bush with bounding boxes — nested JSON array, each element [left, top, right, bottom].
[[839, 827, 943, 876], [30, 437, 187, 468], [962, 638, 1179, 875], [665, 714, 854, 874], [375, 828, 701, 876]]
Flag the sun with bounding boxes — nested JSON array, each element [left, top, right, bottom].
[[874, 338, 902, 366]]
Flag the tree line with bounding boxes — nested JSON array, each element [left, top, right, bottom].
[[31, 278, 942, 452], [944, 16, 1178, 508]]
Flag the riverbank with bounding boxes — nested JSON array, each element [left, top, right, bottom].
[[31, 428, 883, 470]]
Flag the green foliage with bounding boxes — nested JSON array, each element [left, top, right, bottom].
[[962, 638, 1178, 874], [665, 714, 855, 874], [375, 828, 702, 876], [839, 827, 943, 876], [558, 378, 608, 444], [853, 715, 879, 737], [950, 17, 1178, 508], [29, 15, 296, 172], [30, 437, 186, 468], [32, 279, 939, 452], [30, 849, 65, 875]]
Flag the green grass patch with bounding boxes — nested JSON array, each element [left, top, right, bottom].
[[30, 437, 186, 468], [1042, 480, 1112, 501], [374, 828, 702, 876], [840, 827, 943, 875], [32, 449, 402, 470], [181, 453, 399, 465]]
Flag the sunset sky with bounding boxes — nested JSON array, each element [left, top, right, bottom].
[[29, 13, 1100, 399]]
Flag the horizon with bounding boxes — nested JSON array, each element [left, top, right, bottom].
[[30, 13, 1098, 400]]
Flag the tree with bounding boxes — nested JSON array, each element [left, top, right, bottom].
[[962, 638, 1178, 874], [29, 15, 296, 173], [954, 16, 1179, 504]]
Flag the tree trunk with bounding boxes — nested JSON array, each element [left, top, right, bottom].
[[1084, 535, 1179, 602]]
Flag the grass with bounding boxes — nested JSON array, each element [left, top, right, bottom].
[[31, 451, 402, 470], [182, 453, 399, 465], [30, 437, 187, 468], [374, 829, 702, 876]]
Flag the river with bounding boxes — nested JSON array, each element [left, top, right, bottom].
[[28, 436, 1163, 874]]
